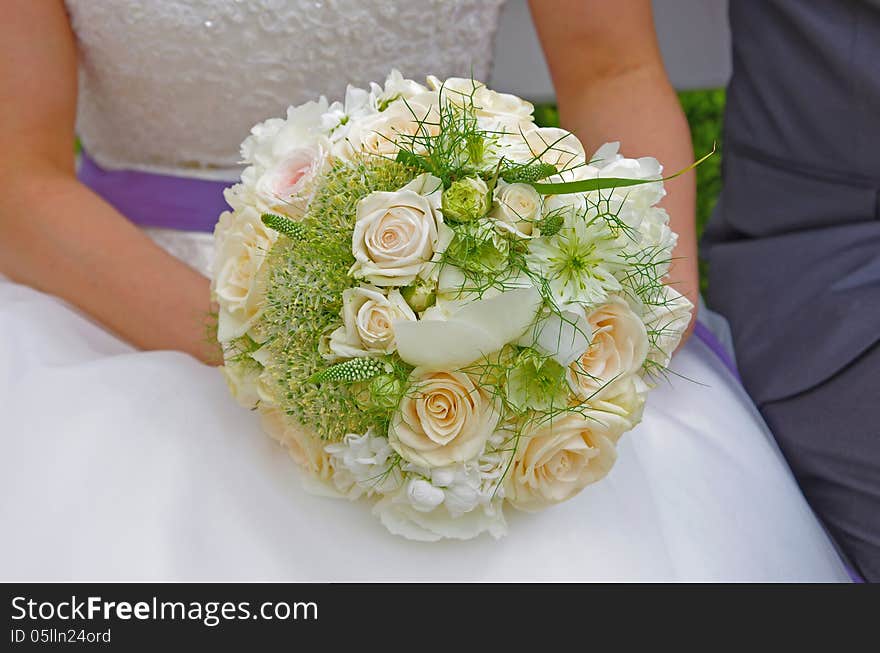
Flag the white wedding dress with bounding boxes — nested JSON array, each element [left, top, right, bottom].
[[0, 0, 850, 581]]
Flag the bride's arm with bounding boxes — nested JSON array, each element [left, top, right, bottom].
[[529, 0, 699, 339], [0, 0, 221, 364]]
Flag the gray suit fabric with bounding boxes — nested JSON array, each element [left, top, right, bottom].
[[702, 0, 880, 580]]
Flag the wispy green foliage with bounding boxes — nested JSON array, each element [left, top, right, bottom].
[[260, 157, 414, 440], [533, 89, 726, 292]]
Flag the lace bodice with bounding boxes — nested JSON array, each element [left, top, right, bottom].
[[65, 0, 505, 181]]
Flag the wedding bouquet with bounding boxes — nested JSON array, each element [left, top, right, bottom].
[[212, 71, 693, 541]]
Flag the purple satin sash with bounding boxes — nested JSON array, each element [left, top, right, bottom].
[[693, 321, 741, 381], [77, 151, 231, 233]]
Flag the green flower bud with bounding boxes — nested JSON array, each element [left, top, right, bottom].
[[506, 349, 569, 413], [446, 219, 510, 274], [442, 176, 491, 223], [369, 374, 405, 410], [536, 209, 565, 237], [466, 134, 486, 165], [400, 282, 437, 313]]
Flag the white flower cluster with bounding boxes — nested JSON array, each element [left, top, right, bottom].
[[213, 71, 693, 541]]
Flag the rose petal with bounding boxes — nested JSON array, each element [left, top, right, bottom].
[[453, 286, 542, 342], [393, 319, 498, 370], [393, 287, 542, 369], [517, 308, 591, 366]]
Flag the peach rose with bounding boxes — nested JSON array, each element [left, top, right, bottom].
[[260, 408, 334, 483], [389, 369, 499, 467], [326, 286, 416, 359], [569, 296, 649, 399], [506, 410, 627, 511]]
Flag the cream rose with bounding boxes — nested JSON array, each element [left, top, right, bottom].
[[506, 410, 627, 511], [587, 375, 649, 434], [326, 286, 416, 359], [350, 174, 448, 286], [240, 98, 330, 169], [428, 76, 534, 122], [491, 181, 541, 237], [569, 296, 649, 399], [337, 96, 438, 159], [634, 206, 677, 278], [389, 369, 499, 467], [523, 127, 587, 180], [254, 141, 328, 217], [374, 70, 430, 106], [212, 206, 278, 343], [643, 286, 693, 370], [260, 408, 335, 483], [221, 353, 276, 410]]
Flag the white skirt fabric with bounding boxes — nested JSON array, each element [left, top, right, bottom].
[[0, 232, 850, 581]]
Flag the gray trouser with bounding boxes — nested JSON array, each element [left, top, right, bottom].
[[760, 343, 880, 582]]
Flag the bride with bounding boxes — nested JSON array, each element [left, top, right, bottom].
[[0, 0, 850, 581]]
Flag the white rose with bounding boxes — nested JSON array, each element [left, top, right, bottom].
[[335, 95, 438, 159], [633, 207, 678, 278], [569, 296, 650, 399], [324, 431, 402, 498], [253, 141, 328, 217], [373, 69, 429, 107], [350, 174, 448, 287], [373, 492, 506, 542], [541, 192, 588, 219], [643, 285, 693, 370], [491, 181, 541, 237], [221, 345, 276, 409], [523, 127, 587, 178], [506, 410, 627, 511], [221, 359, 262, 409], [427, 76, 534, 122], [583, 142, 666, 231], [593, 143, 666, 211], [389, 369, 499, 467], [326, 286, 416, 359], [240, 98, 329, 170], [212, 206, 277, 342], [320, 84, 376, 143]]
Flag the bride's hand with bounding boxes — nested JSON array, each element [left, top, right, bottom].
[[0, 0, 222, 365], [530, 0, 699, 350]]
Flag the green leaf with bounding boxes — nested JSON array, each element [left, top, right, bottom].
[[528, 144, 717, 195]]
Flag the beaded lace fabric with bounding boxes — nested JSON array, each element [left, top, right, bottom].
[[66, 0, 505, 181]]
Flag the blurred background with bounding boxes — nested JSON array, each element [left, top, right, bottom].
[[491, 0, 729, 246]]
